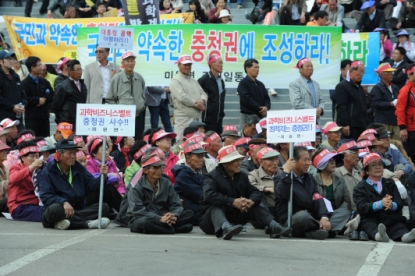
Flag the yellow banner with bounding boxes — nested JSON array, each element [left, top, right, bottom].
[[103, 9, 118, 17], [4, 14, 194, 63]]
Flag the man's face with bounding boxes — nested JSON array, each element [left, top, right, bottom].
[[327, 130, 341, 142], [300, 61, 314, 78], [246, 62, 259, 78], [379, 136, 391, 149], [208, 137, 222, 154], [237, 147, 248, 156], [350, 65, 365, 83], [365, 5, 375, 14], [243, 124, 257, 138], [317, 16, 328, 26], [144, 165, 163, 180], [295, 150, 311, 175], [59, 149, 77, 167], [223, 136, 238, 146], [260, 157, 279, 174], [0, 57, 13, 70], [122, 57, 136, 73], [381, 71, 393, 84], [344, 150, 359, 167], [211, 58, 223, 73], [186, 152, 205, 170], [251, 146, 265, 163], [328, 0, 337, 11], [222, 158, 243, 175], [6, 125, 18, 140], [97, 4, 106, 14], [95, 47, 109, 63], [32, 60, 43, 75], [178, 63, 192, 75], [70, 64, 82, 80], [392, 50, 404, 62]]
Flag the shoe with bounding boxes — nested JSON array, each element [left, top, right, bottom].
[[375, 223, 390, 242], [349, 230, 359, 240], [237, 4, 243, 8], [236, 92, 239, 95], [268, 88, 278, 96], [40, 10, 47, 15], [25, 14, 31, 17], [328, 231, 337, 238], [222, 222, 243, 240], [359, 231, 369, 241], [269, 220, 292, 238], [265, 226, 270, 235], [88, 217, 110, 229], [54, 219, 70, 230], [305, 229, 328, 240], [174, 223, 193, 233]]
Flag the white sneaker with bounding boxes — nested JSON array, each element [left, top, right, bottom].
[[236, 91, 239, 95], [237, 4, 243, 8], [54, 219, 70, 230], [88, 217, 110, 229], [268, 88, 277, 96]]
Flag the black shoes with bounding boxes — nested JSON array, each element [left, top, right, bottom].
[[174, 223, 193, 234], [349, 230, 359, 240], [222, 222, 243, 240], [359, 231, 369, 241], [305, 229, 329, 240], [269, 220, 292, 239], [349, 230, 368, 241]]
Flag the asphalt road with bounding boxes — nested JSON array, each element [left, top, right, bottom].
[[0, 217, 414, 276]]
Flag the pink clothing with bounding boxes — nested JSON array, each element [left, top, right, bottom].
[[3, 150, 20, 171], [86, 157, 126, 194], [382, 39, 392, 59], [208, 8, 231, 23], [164, 151, 179, 185], [160, 8, 173, 14]]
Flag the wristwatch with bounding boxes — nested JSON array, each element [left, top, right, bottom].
[[321, 217, 329, 221]]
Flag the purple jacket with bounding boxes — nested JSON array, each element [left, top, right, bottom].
[[86, 158, 126, 194]]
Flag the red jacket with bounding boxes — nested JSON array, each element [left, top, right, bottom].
[[396, 81, 415, 131], [164, 151, 179, 185], [7, 163, 39, 215]]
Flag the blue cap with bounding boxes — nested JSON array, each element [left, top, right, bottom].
[[360, 0, 375, 10], [0, 51, 13, 60], [373, 28, 386, 32], [396, 30, 410, 36]]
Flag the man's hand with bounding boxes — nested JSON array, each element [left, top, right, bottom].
[[320, 218, 331, 231], [264, 187, 274, 193], [38, 97, 46, 106], [63, 202, 74, 218], [342, 126, 350, 137], [400, 129, 408, 142], [195, 100, 205, 111], [166, 213, 177, 226], [394, 170, 404, 179], [283, 158, 296, 174], [300, 14, 305, 24], [316, 108, 323, 116], [13, 104, 25, 115], [259, 106, 268, 117], [47, 10, 52, 17], [396, 22, 402, 29], [233, 198, 245, 210], [164, 87, 170, 93], [380, 0, 388, 4], [241, 199, 255, 212]]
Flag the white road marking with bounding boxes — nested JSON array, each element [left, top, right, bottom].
[[356, 242, 395, 276], [0, 230, 107, 276]]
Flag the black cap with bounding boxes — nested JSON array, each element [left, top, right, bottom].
[[375, 127, 389, 139], [55, 139, 82, 150], [189, 121, 206, 128]]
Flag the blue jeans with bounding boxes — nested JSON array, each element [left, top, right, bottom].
[[148, 99, 173, 132]]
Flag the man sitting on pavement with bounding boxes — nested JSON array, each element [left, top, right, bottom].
[[199, 145, 292, 240], [239, 114, 260, 138], [39, 139, 111, 230], [240, 138, 267, 174]]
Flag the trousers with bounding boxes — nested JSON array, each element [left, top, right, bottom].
[[25, 119, 50, 138], [286, 210, 320, 237]]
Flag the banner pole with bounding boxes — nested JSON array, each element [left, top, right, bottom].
[[98, 136, 107, 229], [287, 142, 294, 238]]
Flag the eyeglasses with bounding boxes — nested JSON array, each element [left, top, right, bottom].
[[95, 50, 106, 54]]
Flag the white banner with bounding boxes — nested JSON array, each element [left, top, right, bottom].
[[98, 27, 134, 50]]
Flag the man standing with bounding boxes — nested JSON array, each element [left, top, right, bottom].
[[370, 63, 400, 140], [84, 46, 116, 104], [22, 56, 54, 137], [336, 60, 368, 140], [51, 60, 87, 130], [54, 57, 70, 90], [0, 51, 26, 132], [199, 145, 292, 240], [320, 0, 344, 26], [106, 52, 146, 139], [198, 53, 226, 135], [170, 55, 207, 142], [389, 47, 408, 89], [330, 59, 352, 121], [237, 59, 270, 129], [145, 86, 173, 133]]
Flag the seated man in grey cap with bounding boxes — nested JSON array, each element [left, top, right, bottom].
[[189, 121, 206, 134], [199, 145, 292, 240], [128, 152, 194, 234], [39, 139, 111, 230], [221, 125, 241, 146]]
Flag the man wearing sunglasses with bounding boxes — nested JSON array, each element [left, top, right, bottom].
[[84, 46, 117, 105], [0, 50, 27, 132]]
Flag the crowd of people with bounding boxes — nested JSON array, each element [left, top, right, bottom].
[[0, 38, 415, 242]]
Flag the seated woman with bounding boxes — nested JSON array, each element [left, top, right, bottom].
[[159, 0, 173, 14], [85, 138, 124, 212], [124, 141, 150, 187], [110, 136, 134, 174], [187, 0, 207, 23], [7, 141, 44, 221], [148, 128, 178, 184], [0, 141, 10, 214], [208, 0, 231, 23], [173, 143, 206, 225], [312, 149, 352, 238], [354, 153, 415, 242]]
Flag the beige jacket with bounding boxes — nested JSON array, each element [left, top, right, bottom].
[[248, 166, 276, 208], [106, 70, 146, 116], [334, 166, 362, 211], [170, 72, 207, 119], [84, 61, 114, 104]]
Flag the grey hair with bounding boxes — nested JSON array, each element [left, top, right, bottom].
[[245, 114, 260, 126]]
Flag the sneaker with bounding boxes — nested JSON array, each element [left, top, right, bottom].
[[236, 91, 239, 95], [54, 219, 70, 230], [268, 88, 277, 96], [237, 4, 243, 8], [88, 217, 110, 229]]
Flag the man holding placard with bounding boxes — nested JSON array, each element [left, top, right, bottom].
[[106, 52, 146, 139]]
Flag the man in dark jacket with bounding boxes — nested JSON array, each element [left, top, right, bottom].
[[330, 59, 351, 121], [240, 138, 267, 174], [51, 60, 87, 131], [355, 1, 386, 32], [39, 139, 111, 230], [389, 47, 408, 90], [237, 59, 270, 129], [22, 56, 54, 137], [54, 57, 69, 91], [199, 145, 292, 240], [335, 60, 368, 140], [198, 54, 225, 135], [173, 143, 206, 225], [274, 146, 331, 240], [128, 154, 194, 234], [370, 63, 400, 140], [0, 51, 26, 132]]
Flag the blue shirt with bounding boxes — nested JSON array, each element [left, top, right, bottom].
[[29, 74, 39, 84], [378, 147, 413, 175], [302, 77, 316, 107], [216, 76, 224, 95], [369, 10, 376, 21], [291, 3, 300, 20]]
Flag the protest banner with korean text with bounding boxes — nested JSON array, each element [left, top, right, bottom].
[[3, 14, 194, 63], [122, 0, 160, 25], [341, 32, 379, 85], [78, 24, 343, 89], [75, 104, 136, 136], [266, 109, 316, 143]]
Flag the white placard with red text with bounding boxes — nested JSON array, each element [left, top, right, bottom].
[[76, 104, 136, 136], [98, 26, 134, 50], [267, 109, 316, 143]]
